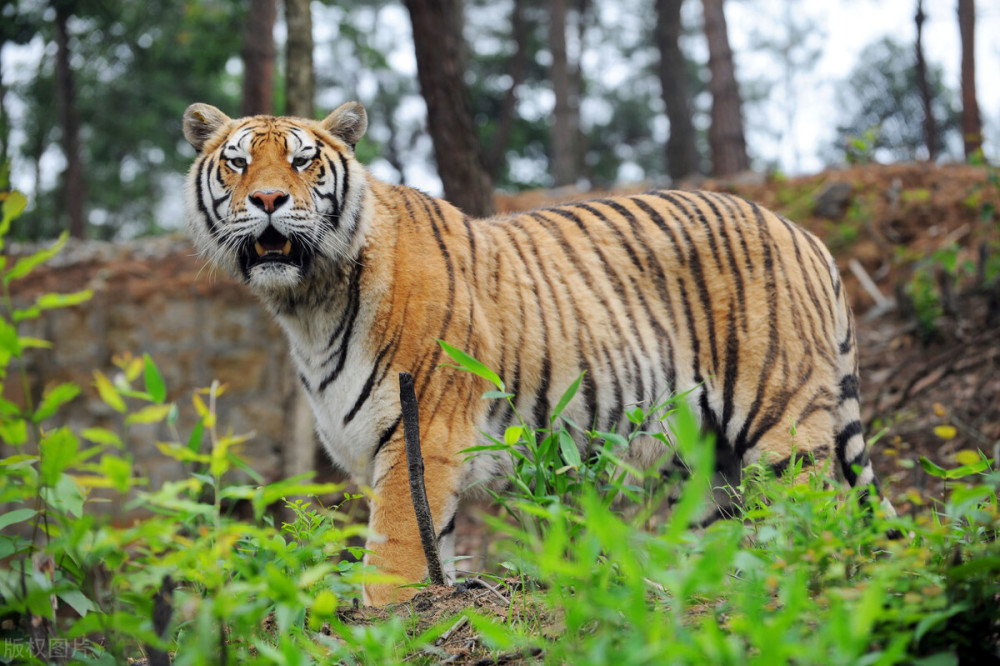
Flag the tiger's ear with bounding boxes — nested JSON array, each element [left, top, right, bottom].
[[183, 104, 231, 153], [322, 102, 367, 151]]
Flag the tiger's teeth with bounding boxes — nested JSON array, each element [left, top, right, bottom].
[[282, 240, 292, 255], [255, 241, 266, 257]]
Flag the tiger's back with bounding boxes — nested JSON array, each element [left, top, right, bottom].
[[182, 103, 885, 606], [379, 185, 875, 499]]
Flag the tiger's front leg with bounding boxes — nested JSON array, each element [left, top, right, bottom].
[[361, 423, 464, 606]]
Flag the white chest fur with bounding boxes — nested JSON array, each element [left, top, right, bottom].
[[275, 305, 390, 486]]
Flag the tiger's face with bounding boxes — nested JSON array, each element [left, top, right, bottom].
[[182, 103, 369, 294]]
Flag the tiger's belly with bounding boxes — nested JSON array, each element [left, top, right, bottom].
[[463, 337, 691, 493]]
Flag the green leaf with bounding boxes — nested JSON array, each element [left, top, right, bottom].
[[32, 382, 81, 423], [627, 407, 645, 426], [43, 473, 85, 517], [0, 398, 20, 417], [100, 455, 132, 494], [254, 475, 343, 510], [919, 455, 992, 479], [438, 340, 504, 390], [225, 451, 264, 483], [0, 191, 27, 249], [155, 442, 209, 464], [39, 428, 81, 486], [504, 425, 524, 447], [0, 419, 28, 446], [482, 390, 515, 400], [143, 354, 167, 403], [551, 372, 584, 423], [558, 428, 581, 468], [0, 508, 36, 531], [919, 457, 949, 477], [0, 318, 21, 358], [18, 336, 52, 350], [947, 556, 1000, 581], [36, 290, 93, 310], [4, 232, 67, 285], [57, 589, 96, 617], [81, 427, 124, 449], [124, 404, 173, 426], [12, 304, 41, 322], [311, 589, 338, 618], [186, 417, 205, 453], [93, 372, 127, 413], [465, 614, 516, 651]]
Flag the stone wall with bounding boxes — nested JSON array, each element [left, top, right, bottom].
[[10, 236, 324, 505]]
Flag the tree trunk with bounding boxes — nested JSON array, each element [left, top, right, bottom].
[[701, 0, 748, 176], [284, 0, 314, 118], [0, 44, 8, 176], [958, 0, 982, 159], [548, 0, 578, 186], [655, 0, 700, 180], [914, 0, 938, 161], [405, 0, 494, 216], [241, 0, 278, 116], [485, 0, 528, 180], [54, 5, 85, 238]]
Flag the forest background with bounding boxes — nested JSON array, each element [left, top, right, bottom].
[[0, 0, 995, 240], [2, 1, 1000, 662]]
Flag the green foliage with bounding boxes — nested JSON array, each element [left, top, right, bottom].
[[11, 0, 245, 240], [1, 192, 438, 664], [442, 341, 1000, 665], [904, 264, 945, 337]]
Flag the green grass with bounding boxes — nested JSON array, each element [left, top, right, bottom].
[[2, 191, 998, 665]]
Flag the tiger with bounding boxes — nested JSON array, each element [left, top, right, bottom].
[[182, 101, 892, 606]]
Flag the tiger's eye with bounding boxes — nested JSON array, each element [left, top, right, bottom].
[[292, 156, 312, 169], [229, 157, 247, 170]]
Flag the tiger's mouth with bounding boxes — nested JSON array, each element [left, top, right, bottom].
[[239, 225, 310, 280]]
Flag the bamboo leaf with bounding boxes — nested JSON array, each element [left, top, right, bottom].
[[125, 404, 173, 426], [94, 372, 127, 413], [438, 340, 504, 390], [33, 382, 81, 423], [143, 354, 167, 403]]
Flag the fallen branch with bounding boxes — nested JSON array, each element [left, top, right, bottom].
[[436, 615, 470, 646], [466, 576, 512, 607], [849, 258, 895, 320], [399, 372, 446, 586]]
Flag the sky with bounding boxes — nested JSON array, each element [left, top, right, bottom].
[[2, 0, 998, 202], [727, 0, 1000, 175]]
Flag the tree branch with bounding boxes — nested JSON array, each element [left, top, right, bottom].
[[398, 372, 446, 586]]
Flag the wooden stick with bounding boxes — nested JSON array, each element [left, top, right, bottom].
[[849, 258, 895, 317], [148, 574, 175, 666], [399, 372, 446, 586]]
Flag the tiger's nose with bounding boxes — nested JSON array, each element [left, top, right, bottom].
[[249, 190, 290, 214]]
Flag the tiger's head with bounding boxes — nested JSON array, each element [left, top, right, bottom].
[[182, 103, 369, 294]]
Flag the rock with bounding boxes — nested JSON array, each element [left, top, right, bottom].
[[813, 182, 853, 219]]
